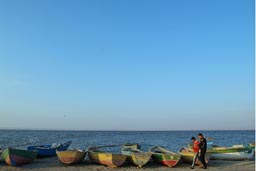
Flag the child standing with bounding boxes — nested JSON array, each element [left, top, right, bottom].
[[190, 136, 200, 169]]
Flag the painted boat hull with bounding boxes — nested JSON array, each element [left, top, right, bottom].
[[121, 150, 151, 168], [1, 148, 37, 166], [88, 151, 127, 168], [150, 146, 181, 167], [249, 143, 255, 157], [27, 140, 72, 157], [56, 150, 86, 164], [178, 147, 211, 165], [210, 152, 254, 160], [209, 145, 255, 160]]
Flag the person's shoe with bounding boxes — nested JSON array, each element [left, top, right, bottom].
[[190, 167, 194, 169], [202, 166, 207, 169]]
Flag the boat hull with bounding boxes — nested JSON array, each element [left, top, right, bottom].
[[88, 151, 127, 168], [178, 147, 211, 165], [150, 146, 181, 167], [121, 150, 151, 167], [211, 152, 254, 160], [57, 150, 86, 164], [27, 140, 72, 157], [1, 148, 37, 166], [151, 153, 180, 167], [209, 146, 255, 160]]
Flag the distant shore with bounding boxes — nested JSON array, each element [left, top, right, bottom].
[[0, 157, 255, 171]]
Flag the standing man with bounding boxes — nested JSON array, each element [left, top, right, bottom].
[[190, 137, 200, 169], [198, 133, 207, 169]]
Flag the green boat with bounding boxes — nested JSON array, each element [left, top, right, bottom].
[[208, 144, 255, 160], [149, 146, 181, 167], [1, 148, 37, 166], [121, 144, 151, 168]]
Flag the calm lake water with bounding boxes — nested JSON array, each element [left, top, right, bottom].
[[0, 130, 254, 152]]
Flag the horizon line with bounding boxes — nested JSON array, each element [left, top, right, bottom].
[[0, 128, 255, 131]]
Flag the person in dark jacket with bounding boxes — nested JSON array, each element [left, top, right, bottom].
[[198, 133, 207, 169]]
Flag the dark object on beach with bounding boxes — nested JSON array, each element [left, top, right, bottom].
[[56, 149, 86, 165], [121, 144, 151, 168], [149, 146, 181, 167], [27, 140, 72, 157], [1, 147, 37, 166]]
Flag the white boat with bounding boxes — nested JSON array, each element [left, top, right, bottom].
[[209, 145, 255, 160]]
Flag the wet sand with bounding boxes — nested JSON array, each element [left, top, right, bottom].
[[0, 157, 255, 171]]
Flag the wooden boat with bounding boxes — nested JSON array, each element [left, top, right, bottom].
[[149, 146, 181, 167], [27, 140, 72, 157], [249, 143, 255, 157], [88, 147, 127, 168], [121, 145, 151, 168], [1, 147, 37, 166], [56, 149, 86, 164], [249, 142, 255, 147], [208, 144, 255, 160], [122, 143, 141, 150], [178, 147, 211, 165]]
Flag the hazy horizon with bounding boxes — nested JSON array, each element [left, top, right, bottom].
[[0, 127, 255, 131], [0, 0, 255, 130]]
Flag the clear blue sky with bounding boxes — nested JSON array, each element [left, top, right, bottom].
[[0, 0, 254, 130]]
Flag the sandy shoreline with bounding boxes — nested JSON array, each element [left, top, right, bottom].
[[0, 157, 255, 171]]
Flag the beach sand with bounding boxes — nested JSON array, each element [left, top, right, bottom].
[[0, 157, 255, 171]]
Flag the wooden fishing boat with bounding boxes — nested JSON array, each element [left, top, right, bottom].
[[208, 144, 255, 160], [249, 143, 255, 157], [56, 149, 86, 164], [178, 147, 211, 165], [149, 146, 181, 167], [122, 143, 141, 151], [1, 147, 37, 166], [249, 142, 255, 148], [88, 147, 127, 168], [27, 140, 72, 157], [121, 145, 151, 168]]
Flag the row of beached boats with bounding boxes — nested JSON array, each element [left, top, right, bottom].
[[0, 141, 255, 168]]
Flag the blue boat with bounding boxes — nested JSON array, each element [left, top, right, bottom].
[[27, 140, 72, 157]]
